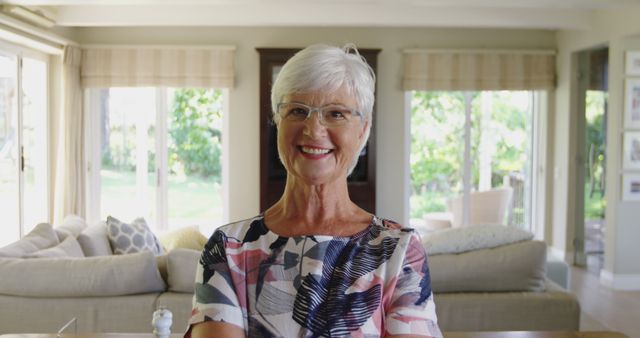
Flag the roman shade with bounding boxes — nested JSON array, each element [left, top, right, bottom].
[[403, 49, 556, 91], [81, 45, 235, 88]]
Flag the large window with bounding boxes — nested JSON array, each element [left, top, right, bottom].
[[410, 90, 539, 230], [0, 43, 48, 247], [86, 87, 225, 235]]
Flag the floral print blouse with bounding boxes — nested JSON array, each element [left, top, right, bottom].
[[186, 215, 442, 338]]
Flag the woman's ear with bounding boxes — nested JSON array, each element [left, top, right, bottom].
[[359, 120, 370, 140]]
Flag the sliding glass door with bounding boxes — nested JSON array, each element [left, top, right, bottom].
[[0, 44, 48, 246], [0, 52, 19, 247]]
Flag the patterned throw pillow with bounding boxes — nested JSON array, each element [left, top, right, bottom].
[[106, 216, 164, 255]]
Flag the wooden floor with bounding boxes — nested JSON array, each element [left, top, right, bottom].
[[570, 266, 640, 338]]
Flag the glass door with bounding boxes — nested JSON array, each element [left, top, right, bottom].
[[0, 52, 19, 247], [0, 45, 49, 246], [21, 57, 48, 233], [575, 47, 608, 272]]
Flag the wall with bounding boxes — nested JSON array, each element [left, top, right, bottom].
[[66, 26, 555, 226], [556, 5, 640, 289]]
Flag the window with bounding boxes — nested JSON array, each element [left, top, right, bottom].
[[85, 87, 226, 235], [410, 90, 540, 231], [0, 43, 49, 247]]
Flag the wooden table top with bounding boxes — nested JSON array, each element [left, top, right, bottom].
[[0, 332, 629, 338], [445, 331, 628, 338]]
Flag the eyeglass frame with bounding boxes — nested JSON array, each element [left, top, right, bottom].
[[276, 102, 365, 127]]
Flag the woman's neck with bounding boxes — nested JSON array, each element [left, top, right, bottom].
[[264, 177, 371, 237]]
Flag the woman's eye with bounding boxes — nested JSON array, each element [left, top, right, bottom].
[[327, 110, 347, 120], [288, 107, 308, 118]]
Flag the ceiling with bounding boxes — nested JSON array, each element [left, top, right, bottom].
[[3, 0, 640, 30]]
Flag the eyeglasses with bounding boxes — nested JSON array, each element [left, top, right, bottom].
[[277, 102, 363, 127]]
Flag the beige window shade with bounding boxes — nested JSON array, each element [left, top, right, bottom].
[[403, 49, 555, 91], [81, 46, 235, 88]]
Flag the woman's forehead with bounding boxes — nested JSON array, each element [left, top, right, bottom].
[[285, 88, 357, 107]]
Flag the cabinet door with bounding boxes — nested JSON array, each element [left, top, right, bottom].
[[257, 48, 380, 213]]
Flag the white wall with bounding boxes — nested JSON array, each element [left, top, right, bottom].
[[67, 26, 555, 225], [556, 5, 640, 289]]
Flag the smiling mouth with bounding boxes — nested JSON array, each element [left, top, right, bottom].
[[299, 146, 333, 155]]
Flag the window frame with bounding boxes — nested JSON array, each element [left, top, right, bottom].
[[84, 87, 229, 232], [406, 89, 548, 233]]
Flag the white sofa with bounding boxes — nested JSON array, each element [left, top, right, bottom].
[[0, 219, 580, 334]]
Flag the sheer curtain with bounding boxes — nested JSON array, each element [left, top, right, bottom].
[[53, 45, 84, 223]]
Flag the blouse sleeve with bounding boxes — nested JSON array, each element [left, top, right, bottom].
[[185, 229, 245, 335], [384, 232, 443, 338]]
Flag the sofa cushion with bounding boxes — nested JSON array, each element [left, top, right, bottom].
[[0, 223, 59, 257], [167, 248, 200, 293], [429, 240, 547, 293], [54, 214, 88, 241], [422, 223, 533, 255], [159, 226, 208, 252], [106, 216, 164, 255], [77, 222, 112, 256], [0, 251, 166, 297], [157, 253, 168, 284], [0, 293, 162, 333], [24, 236, 85, 258], [433, 280, 580, 331]]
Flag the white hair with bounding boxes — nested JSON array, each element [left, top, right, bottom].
[[271, 43, 376, 175]]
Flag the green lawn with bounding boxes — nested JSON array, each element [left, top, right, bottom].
[[584, 182, 606, 220], [101, 168, 222, 227]]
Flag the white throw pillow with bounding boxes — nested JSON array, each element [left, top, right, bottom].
[[54, 214, 88, 241], [0, 251, 166, 297], [106, 216, 164, 255], [422, 223, 534, 255], [0, 223, 59, 257], [77, 222, 112, 256], [24, 236, 85, 258]]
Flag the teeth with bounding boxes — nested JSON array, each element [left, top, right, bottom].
[[301, 146, 331, 155]]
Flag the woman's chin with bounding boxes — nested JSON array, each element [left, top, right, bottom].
[[291, 169, 342, 187]]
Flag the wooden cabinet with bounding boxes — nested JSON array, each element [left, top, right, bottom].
[[256, 47, 380, 213]]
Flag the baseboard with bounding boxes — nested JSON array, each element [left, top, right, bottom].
[[600, 269, 640, 290], [549, 247, 573, 264]]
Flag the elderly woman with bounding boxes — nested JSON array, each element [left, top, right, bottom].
[[187, 44, 442, 338]]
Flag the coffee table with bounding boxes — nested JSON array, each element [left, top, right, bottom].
[[0, 332, 629, 338]]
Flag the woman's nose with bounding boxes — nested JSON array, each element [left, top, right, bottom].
[[302, 110, 328, 137]]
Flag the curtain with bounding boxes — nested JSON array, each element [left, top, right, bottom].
[[53, 45, 85, 223], [403, 49, 556, 91], [80, 46, 235, 88]]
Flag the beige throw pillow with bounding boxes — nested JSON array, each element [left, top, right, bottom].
[[0, 251, 166, 297], [159, 226, 208, 252], [0, 223, 59, 257], [24, 236, 85, 258]]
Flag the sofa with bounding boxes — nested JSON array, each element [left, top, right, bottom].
[[0, 217, 580, 334]]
